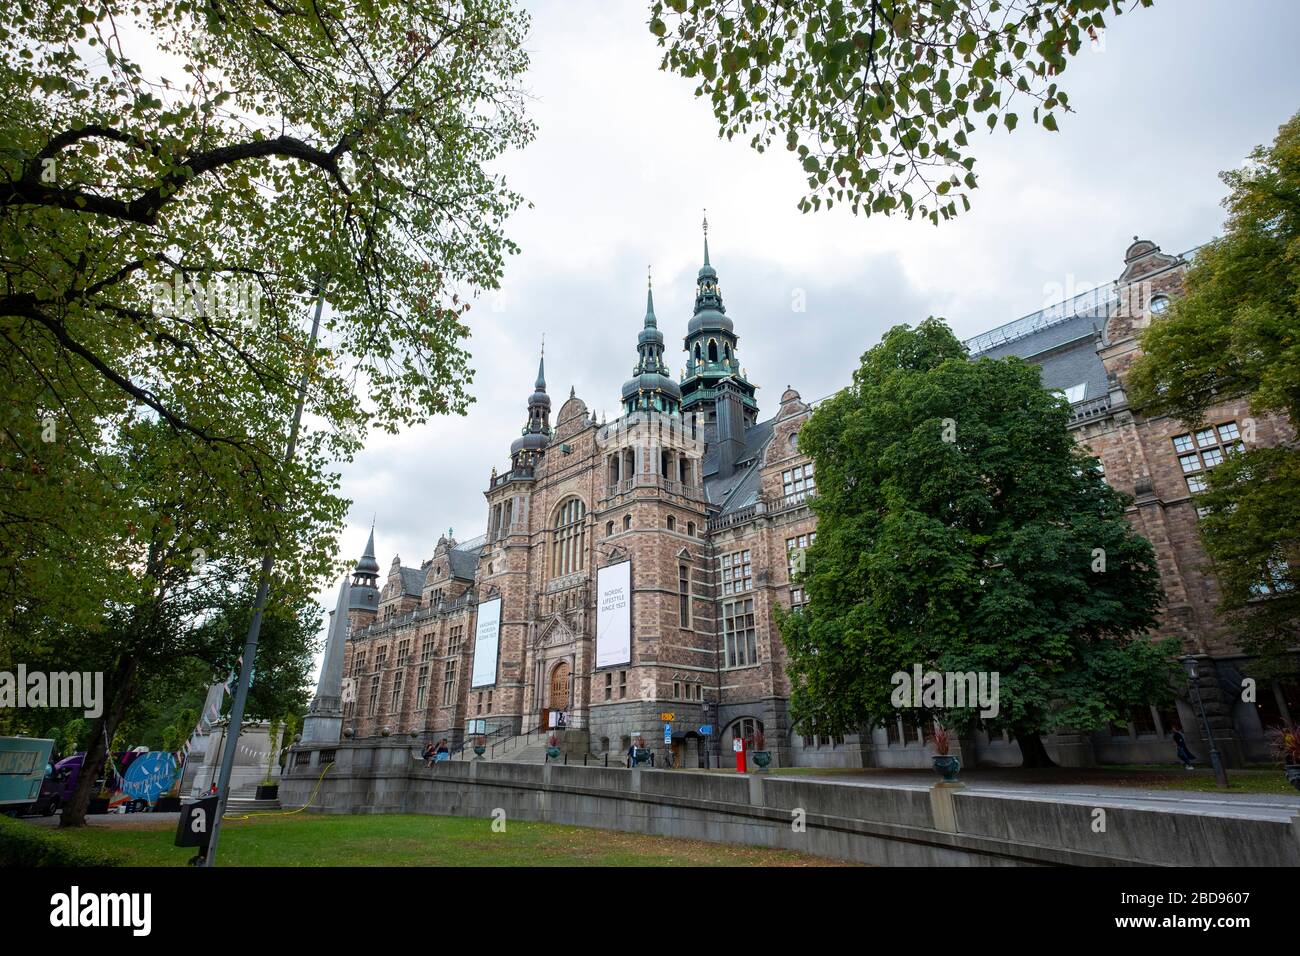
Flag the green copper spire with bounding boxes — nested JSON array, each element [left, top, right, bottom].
[[622, 267, 681, 415], [702, 210, 711, 268], [645, 265, 657, 328]]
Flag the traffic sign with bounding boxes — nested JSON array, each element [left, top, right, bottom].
[[659, 712, 675, 721], [698, 725, 713, 735], [664, 723, 672, 744]]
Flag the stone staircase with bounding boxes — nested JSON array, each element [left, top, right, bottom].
[[469, 728, 591, 764], [224, 796, 281, 813]]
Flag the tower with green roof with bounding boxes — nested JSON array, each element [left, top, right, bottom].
[[621, 270, 683, 415], [679, 215, 758, 473]]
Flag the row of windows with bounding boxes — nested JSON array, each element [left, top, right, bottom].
[[604, 515, 700, 537], [356, 659, 458, 717], [723, 597, 757, 668], [353, 625, 464, 679], [782, 463, 815, 502], [602, 670, 629, 701], [1173, 422, 1241, 494], [720, 548, 752, 596], [672, 681, 704, 701]]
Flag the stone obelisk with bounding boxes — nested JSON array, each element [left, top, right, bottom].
[[301, 576, 351, 744]]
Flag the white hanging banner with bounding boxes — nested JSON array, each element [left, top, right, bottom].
[[596, 560, 632, 668], [471, 597, 503, 688]]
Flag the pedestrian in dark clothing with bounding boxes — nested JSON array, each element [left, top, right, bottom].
[[626, 742, 636, 768], [1172, 726, 1197, 769]]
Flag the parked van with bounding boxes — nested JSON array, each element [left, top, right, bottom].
[[28, 750, 140, 816], [0, 737, 55, 816]]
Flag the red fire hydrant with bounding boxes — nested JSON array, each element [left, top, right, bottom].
[[733, 735, 746, 774]]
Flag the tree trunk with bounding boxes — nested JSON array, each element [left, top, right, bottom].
[[1015, 728, 1057, 768], [60, 655, 137, 828]]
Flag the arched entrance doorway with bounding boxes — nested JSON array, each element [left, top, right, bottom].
[[541, 660, 571, 731]]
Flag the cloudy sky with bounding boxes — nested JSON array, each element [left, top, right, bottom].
[[315, 0, 1300, 668]]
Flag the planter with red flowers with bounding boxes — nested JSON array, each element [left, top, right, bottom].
[[546, 734, 561, 761], [928, 727, 961, 783], [750, 729, 772, 771], [1267, 721, 1300, 792]]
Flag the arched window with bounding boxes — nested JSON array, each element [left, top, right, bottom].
[[707, 339, 718, 363], [694, 344, 701, 361], [606, 520, 614, 537], [667, 515, 676, 531], [728, 717, 765, 753], [687, 521, 695, 537], [623, 514, 632, 532], [551, 498, 586, 577]]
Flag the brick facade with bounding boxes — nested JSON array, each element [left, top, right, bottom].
[[333, 235, 1298, 770]]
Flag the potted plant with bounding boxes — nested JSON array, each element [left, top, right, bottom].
[[473, 734, 487, 759], [928, 727, 961, 782], [1267, 720, 1300, 791], [750, 729, 772, 771], [256, 718, 281, 801], [546, 733, 561, 761]]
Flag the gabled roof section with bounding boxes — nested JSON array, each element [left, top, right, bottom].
[[398, 566, 426, 596], [705, 417, 775, 516], [448, 544, 483, 581], [972, 311, 1109, 405]]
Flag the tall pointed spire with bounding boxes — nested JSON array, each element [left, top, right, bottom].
[[511, 341, 552, 469], [702, 209, 711, 268], [622, 266, 680, 415], [356, 522, 379, 576], [645, 265, 657, 328]]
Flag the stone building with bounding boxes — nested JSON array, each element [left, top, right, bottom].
[[335, 231, 1297, 770]]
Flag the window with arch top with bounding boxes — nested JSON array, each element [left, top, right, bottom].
[[551, 497, 587, 577]]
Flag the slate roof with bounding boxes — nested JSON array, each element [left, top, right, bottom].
[[705, 417, 776, 517], [970, 311, 1109, 406], [448, 542, 484, 581], [399, 566, 425, 596]]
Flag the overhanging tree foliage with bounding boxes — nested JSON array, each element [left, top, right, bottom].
[[649, 0, 1151, 220], [778, 318, 1173, 766], [1, 0, 534, 630], [1127, 110, 1300, 675]]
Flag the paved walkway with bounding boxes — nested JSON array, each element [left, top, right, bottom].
[[781, 770, 1300, 822]]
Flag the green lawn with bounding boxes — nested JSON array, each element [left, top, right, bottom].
[[56, 813, 854, 867]]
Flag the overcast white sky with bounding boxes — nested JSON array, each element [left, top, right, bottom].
[[311, 0, 1300, 675]]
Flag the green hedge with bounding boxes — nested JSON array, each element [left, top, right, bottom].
[[0, 815, 125, 867]]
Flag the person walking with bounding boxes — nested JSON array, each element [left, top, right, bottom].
[[1172, 725, 1198, 769], [626, 740, 637, 769]]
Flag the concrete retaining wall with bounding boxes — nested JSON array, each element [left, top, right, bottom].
[[281, 740, 1300, 867]]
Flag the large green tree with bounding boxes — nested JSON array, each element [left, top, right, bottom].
[[779, 319, 1173, 766], [650, 0, 1151, 221], [1127, 111, 1300, 676]]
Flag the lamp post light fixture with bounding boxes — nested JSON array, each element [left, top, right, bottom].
[[1181, 655, 1229, 789]]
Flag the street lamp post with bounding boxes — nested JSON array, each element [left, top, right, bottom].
[[1181, 656, 1229, 789], [203, 283, 327, 866]]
